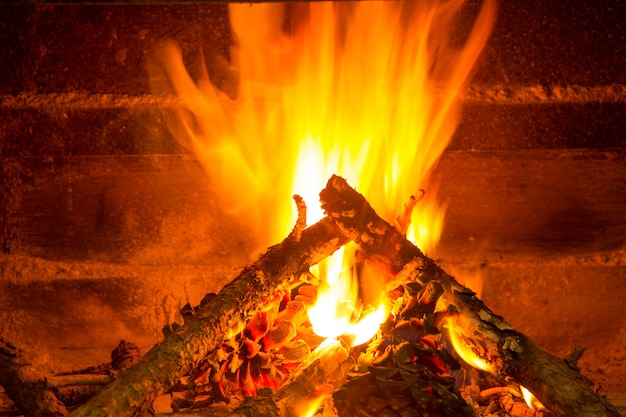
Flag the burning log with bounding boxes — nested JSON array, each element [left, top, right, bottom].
[[68, 204, 348, 417], [319, 174, 621, 417]]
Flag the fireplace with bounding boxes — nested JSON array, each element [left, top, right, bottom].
[[0, 1, 625, 416]]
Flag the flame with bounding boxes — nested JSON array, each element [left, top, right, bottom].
[[407, 194, 446, 256], [446, 317, 494, 373], [148, 0, 496, 402], [299, 395, 327, 417], [148, 0, 496, 251], [345, 304, 388, 346], [521, 386, 547, 411], [307, 246, 357, 339], [307, 243, 388, 347]]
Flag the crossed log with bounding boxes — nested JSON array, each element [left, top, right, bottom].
[[66, 175, 619, 417], [319, 175, 620, 417]]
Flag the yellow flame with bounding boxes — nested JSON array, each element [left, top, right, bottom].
[[446, 317, 494, 373], [407, 194, 446, 256], [345, 303, 388, 346], [307, 247, 356, 339], [307, 244, 388, 346], [300, 395, 327, 417], [521, 386, 547, 411]]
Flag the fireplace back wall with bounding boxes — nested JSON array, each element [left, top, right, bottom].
[[1, 0, 625, 408]]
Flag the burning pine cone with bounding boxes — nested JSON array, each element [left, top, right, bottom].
[[179, 288, 326, 408]]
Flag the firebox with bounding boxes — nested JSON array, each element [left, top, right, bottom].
[[0, 1, 625, 416]]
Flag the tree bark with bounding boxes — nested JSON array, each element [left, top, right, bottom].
[[68, 216, 348, 417], [319, 174, 621, 417]]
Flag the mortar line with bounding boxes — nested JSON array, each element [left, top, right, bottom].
[[1, 84, 625, 110]]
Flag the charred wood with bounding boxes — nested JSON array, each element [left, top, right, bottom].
[[319, 174, 620, 417], [48, 340, 143, 408], [0, 337, 69, 417], [464, 385, 546, 417], [395, 189, 424, 236], [46, 375, 111, 389]]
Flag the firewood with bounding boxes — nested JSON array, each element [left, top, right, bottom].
[[68, 204, 348, 417], [0, 337, 69, 417], [319, 174, 621, 417], [45, 374, 112, 389]]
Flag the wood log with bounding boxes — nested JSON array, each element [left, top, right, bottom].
[[68, 210, 348, 417], [275, 338, 349, 417], [319, 174, 621, 417], [0, 338, 69, 417], [45, 375, 111, 389]]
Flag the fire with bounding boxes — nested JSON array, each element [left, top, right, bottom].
[[307, 246, 359, 340], [307, 243, 389, 347], [521, 386, 547, 411], [445, 317, 494, 373], [148, 0, 495, 251], [148, 0, 495, 410]]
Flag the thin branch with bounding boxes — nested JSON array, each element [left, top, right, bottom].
[[395, 189, 425, 236]]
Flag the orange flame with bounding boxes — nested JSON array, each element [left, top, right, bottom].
[[148, 0, 496, 252], [446, 317, 494, 373]]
